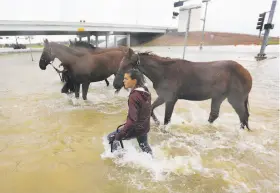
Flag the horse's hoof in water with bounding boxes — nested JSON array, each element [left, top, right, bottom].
[[246, 126, 252, 132], [208, 116, 217, 124], [160, 127, 168, 134], [155, 120, 160, 126], [151, 117, 160, 126], [115, 89, 121, 94]]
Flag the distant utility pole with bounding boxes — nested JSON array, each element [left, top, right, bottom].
[[182, 5, 201, 59], [182, 9, 192, 59], [28, 36, 34, 61], [199, 0, 211, 50], [255, 0, 277, 61]]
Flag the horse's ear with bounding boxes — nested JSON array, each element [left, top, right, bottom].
[[128, 48, 134, 58], [44, 39, 49, 44], [122, 47, 129, 55]]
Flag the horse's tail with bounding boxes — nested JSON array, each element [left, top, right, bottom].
[[244, 95, 249, 117], [229, 61, 252, 130], [244, 95, 250, 129]]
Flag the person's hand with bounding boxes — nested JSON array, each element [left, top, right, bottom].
[[115, 132, 122, 141], [108, 134, 116, 144], [114, 125, 124, 141]]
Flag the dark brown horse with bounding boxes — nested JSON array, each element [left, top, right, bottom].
[[113, 48, 253, 130], [39, 39, 128, 100], [69, 40, 102, 53], [61, 41, 109, 85], [59, 41, 109, 94]]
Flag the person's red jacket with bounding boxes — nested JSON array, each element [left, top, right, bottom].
[[115, 86, 151, 140]]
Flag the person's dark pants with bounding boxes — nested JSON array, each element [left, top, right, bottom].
[[61, 82, 74, 93], [61, 73, 75, 94], [107, 128, 152, 155]]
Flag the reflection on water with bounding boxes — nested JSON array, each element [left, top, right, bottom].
[[0, 45, 279, 193]]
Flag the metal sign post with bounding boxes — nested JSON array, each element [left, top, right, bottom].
[[28, 36, 34, 61], [182, 9, 192, 59], [199, 0, 211, 50]]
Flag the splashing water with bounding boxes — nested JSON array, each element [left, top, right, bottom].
[[100, 134, 208, 182], [0, 46, 279, 193]]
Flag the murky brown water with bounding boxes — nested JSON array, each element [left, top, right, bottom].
[[0, 45, 279, 193]]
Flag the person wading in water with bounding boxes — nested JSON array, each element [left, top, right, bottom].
[[107, 69, 153, 155]]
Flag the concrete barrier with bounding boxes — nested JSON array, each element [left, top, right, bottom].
[[0, 48, 43, 54]]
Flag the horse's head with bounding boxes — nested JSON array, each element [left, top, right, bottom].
[[113, 48, 139, 90], [39, 39, 55, 70]]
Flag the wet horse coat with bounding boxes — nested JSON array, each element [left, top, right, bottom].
[[39, 39, 128, 100], [60, 41, 109, 94], [113, 48, 252, 130]]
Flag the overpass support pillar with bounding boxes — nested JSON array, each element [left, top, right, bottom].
[[105, 33, 109, 48], [95, 35, 99, 47], [126, 33, 131, 47], [87, 35, 91, 43], [114, 36, 117, 47]]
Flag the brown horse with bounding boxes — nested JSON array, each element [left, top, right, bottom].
[[113, 48, 253, 130], [39, 39, 127, 100], [59, 40, 114, 85]]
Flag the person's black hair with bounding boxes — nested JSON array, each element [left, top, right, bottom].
[[126, 69, 146, 87]]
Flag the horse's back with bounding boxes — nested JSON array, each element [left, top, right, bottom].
[[167, 60, 250, 96], [76, 50, 122, 73], [176, 59, 248, 74], [226, 60, 252, 93]]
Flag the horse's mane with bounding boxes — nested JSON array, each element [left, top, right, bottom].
[[50, 42, 81, 55], [138, 51, 172, 59], [73, 41, 96, 49], [137, 51, 187, 64]]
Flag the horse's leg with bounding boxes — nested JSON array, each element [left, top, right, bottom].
[[69, 80, 75, 93], [164, 99, 178, 125], [61, 82, 69, 94], [105, 79, 109, 87], [151, 97, 165, 125], [82, 82, 90, 100], [227, 95, 250, 131], [61, 73, 66, 83], [208, 95, 226, 123], [75, 83, 80, 99]]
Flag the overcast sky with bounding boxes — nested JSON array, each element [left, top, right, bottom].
[[0, 0, 279, 43]]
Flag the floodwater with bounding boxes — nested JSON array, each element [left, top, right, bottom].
[[0, 45, 279, 193]]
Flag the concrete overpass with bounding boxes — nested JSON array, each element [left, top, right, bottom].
[[0, 20, 171, 46]]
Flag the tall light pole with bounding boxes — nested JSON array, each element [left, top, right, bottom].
[[199, 0, 210, 50]]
